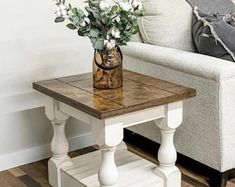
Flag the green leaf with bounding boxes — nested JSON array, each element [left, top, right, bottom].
[[77, 8, 85, 17], [77, 27, 90, 36], [93, 39, 104, 50], [89, 28, 99, 37], [72, 8, 78, 15], [71, 15, 80, 23], [66, 23, 77, 30], [86, 7, 100, 19], [111, 5, 119, 12], [83, 32, 90, 37], [55, 17, 65, 23], [90, 37, 97, 44]]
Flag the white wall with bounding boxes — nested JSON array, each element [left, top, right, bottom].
[[0, 0, 93, 170]]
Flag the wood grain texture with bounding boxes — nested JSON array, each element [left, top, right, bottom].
[[33, 79, 124, 119], [0, 171, 27, 187], [1, 145, 235, 187], [33, 70, 196, 119], [61, 147, 163, 187], [8, 168, 26, 177], [20, 162, 50, 187]]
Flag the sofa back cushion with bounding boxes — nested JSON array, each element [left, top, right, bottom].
[[138, 0, 195, 52]]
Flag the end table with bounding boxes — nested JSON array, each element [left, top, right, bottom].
[[33, 70, 196, 187]]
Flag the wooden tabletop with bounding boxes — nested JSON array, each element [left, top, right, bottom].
[[33, 70, 196, 119]]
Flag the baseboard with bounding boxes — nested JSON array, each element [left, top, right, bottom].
[[0, 132, 93, 172]]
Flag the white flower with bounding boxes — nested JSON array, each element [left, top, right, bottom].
[[111, 29, 120, 38], [61, 10, 68, 18], [67, 10, 73, 17], [99, 0, 110, 10], [104, 39, 116, 49], [114, 0, 122, 3], [79, 21, 86, 27], [84, 18, 90, 24], [111, 14, 121, 22], [59, 4, 66, 10], [55, 11, 62, 17], [130, 15, 136, 20], [119, 2, 132, 12], [55, 6, 61, 13], [79, 18, 90, 27], [114, 16, 120, 23], [55, 4, 68, 18]]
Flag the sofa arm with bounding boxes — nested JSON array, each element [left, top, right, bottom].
[[122, 42, 235, 172], [122, 42, 235, 81]]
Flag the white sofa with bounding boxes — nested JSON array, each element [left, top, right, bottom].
[[122, 0, 235, 186]]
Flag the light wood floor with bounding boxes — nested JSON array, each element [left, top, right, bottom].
[[0, 145, 235, 187]]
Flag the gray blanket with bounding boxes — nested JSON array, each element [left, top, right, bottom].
[[187, 0, 235, 13], [186, 0, 235, 61]]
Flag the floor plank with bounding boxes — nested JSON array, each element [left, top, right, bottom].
[[8, 168, 26, 177], [20, 162, 50, 187], [126, 144, 235, 187], [0, 171, 27, 187], [18, 175, 42, 187], [0, 145, 234, 187]]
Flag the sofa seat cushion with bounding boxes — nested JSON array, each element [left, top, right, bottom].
[[138, 0, 195, 52]]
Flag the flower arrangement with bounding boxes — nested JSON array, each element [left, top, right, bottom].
[[54, 0, 144, 50]]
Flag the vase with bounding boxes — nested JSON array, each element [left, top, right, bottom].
[[93, 46, 123, 89]]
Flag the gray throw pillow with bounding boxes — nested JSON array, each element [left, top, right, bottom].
[[192, 8, 235, 62]]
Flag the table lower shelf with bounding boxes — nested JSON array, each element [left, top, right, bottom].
[[61, 144, 163, 187]]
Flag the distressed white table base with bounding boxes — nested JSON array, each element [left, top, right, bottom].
[[45, 97, 183, 187], [61, 144, 163, 187]]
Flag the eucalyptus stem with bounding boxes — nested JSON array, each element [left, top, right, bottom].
[[53, 0, 144, 50]]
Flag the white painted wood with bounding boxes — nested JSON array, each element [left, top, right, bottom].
[[98, 147, 118, 187], [61, 145, 163, 187], [46, 98, 184, 187], [104, 105, 165, 128], [81, 160, 155, 187], [57, 102, 165, 128], [92, 118, 124, 187], [45, 97, 73, 187], [64, 144, 137, 179], [58, 102, 92, 125], [64, 144, 134, 178], [154, 101, 183, 187]]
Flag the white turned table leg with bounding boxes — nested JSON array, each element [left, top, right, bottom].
[[92, 119, 123, 187], [45, 98, 73, 187], [99, 146, 118, 187], [154, 101, 183, 187]]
